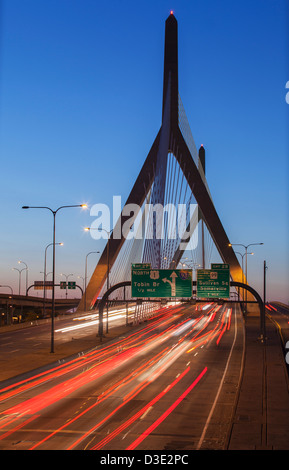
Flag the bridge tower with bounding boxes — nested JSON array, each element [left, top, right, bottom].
[[78, 13, 245, 311]]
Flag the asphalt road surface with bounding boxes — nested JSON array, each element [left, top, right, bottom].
[[0, 305, 136, 355], [0, 302, 244, 450], [266, 302, 289, 347]]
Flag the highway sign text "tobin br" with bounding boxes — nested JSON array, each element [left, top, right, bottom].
[[131, 265, 192, 298]]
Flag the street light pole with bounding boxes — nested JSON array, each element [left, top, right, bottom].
[[181, 261, 201, 297], [18, 260, 28, 295], [43, 242, 63, 317], [22, 204, 87, 353], [98, 228, 112, 333], [228, 242, 263, 312], [262, 260, 268, 341], [78, 276, 85, 291], [234, 251, 254, 309], [12, 267, 26, 295]]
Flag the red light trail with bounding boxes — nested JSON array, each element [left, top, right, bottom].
[[0, 303, 234, 450]]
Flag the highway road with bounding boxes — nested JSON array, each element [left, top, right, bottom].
[[0, 302, 244, 450], [266, 302, 289, 355], [0, 306, 136, 357]]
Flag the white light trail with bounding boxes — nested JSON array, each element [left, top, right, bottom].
[[55, 313, 127, 333]]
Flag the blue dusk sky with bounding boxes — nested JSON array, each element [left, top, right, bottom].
[[0, 0, 288, 302]]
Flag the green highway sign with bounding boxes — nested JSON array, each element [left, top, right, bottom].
[[68, 281, 76, 289], [131, 266, 192, 298], [132, 263, 151, 269], [211, 263, 229, 270], [197, 264, 230, 299], [60, 281, 66, 289]]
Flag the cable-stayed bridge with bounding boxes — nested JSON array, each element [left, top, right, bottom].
[[77, 13, 246, 313], [2, 14, 289, 453]]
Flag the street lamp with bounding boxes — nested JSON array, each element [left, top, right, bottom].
[[77, 276, 85, 291], [22, 203, 87, 353], [41, 271, 52, 277], [18, 260, 28, 295], [234, 251, 254, 306], [228, 242, 263, 311], [12, 267, 26, 295], [77, 275, 86, 299], [84, 227, 112, 291], [181, 260, 201, 269], [43, 242, 63, 317]]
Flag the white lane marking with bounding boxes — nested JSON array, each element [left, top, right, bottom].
[[140, 406, 153, 420]]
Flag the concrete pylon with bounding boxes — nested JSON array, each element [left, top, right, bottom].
[[77, 14, 247, 312]]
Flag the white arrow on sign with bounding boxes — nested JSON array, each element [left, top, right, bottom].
[[162, 271, 177, 296]]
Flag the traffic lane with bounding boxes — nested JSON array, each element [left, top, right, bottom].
[[90, 305, 238, 451], [0, 304, 215, 448], [0, 316, 84, 354], [0, 305, 144, 380], [0, 302, 202, 349], [0, 305, 186, 408], [39, 305, 235, 450], [0, 303, 238, 450], [0, 305, 200, 449], [0, 305, 193, 408], [270, 302, 289, 315], [0, 304, 187, 353], [0, 302, 198, 358], [0, 302, 224, 411], [29, 328, 214, 449], [85, 364, 209, 451], [266, 303, 289, 380], [266, 303, 289, 346], [0, 307, 135, 352]]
